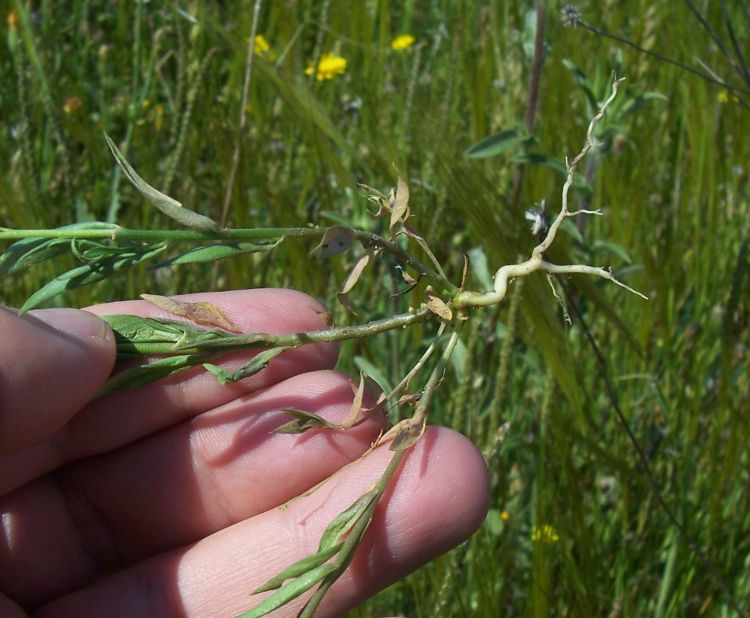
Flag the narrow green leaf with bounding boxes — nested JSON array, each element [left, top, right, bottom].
[[561, 59, 599, 110], [512, 153, 568, 176], [466, 246, 493, 291], [100, 353, 213, 392], [318, 489, 378, 551], [560, 219, 584, 244], [203, 347, 287, 384], [591, 240, 632, 263], [239, 563, 338, 618], [105, 134, 222, 233], [251, 543, 343, 594], [463, 128, 530, 159], [151, 239, 281, 268], [20, 244, 166, 311], [353, 356, 393, 395]]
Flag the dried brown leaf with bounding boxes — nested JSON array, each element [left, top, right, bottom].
[[378, 417, 425, 451], [342, 372, 367, 428], [425, 292, 453, 321], [140, 294, 241, 332], [388, 175, 410, 237], [339, 251, 373, 295]]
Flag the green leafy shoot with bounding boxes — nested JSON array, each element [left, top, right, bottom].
[[105, 134, 222, 233], [272, 408, 337, 434], [239, 563, 338, 618], [242, 489, 380, 617], [203, 346, 289, 384], [463, 127, 531, 159], [100, 353, 216, 393]]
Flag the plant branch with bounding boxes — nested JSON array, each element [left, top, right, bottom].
[[0, 225, 454, 292], [110, 305, 433, 357]]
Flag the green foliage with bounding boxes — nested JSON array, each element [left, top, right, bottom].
[[2, 1, 750, 617]]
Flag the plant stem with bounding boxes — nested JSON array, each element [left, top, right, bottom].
[[113, 305, 433, 357], [0, 226, 455, 292]]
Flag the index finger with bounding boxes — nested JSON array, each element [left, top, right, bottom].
[[1, 289, 338, 494]]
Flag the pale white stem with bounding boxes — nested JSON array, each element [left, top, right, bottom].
[[452, 77, 647, 310], [540, 262, 649, 300]]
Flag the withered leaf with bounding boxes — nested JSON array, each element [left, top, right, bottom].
[[339, 251, 373, 295], [342, 372, 367, 429], [389, 174, 410, 237], [379, 417, 426, 451], [425, 292, 453, 321], [140, 294, 241, 332]]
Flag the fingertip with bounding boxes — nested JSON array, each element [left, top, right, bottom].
[[0, 308, 116, 453]]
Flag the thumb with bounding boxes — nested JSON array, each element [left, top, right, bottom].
[[0, 307, 115, 454]]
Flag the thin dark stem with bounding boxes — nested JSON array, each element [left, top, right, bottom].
[[578, 19, 750, 108], [683, 0, 739, 78], [720, 0, 750, 86]]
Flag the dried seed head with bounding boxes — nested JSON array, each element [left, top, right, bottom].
[[561, 4, 582, 28]]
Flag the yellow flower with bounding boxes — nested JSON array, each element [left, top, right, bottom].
[[500, 510, 511, 522], [531, 524, 560, 543], [305, 53, 347, 81], [717, 90, 738, 104], [253, 34, 273, 56], [391, 34, 415, 51]]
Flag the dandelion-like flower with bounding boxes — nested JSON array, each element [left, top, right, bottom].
[[391, 34, 415, 51], [305, 53, 347, 81], [531, 524, 560, 543]]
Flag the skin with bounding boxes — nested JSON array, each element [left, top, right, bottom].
[[0, 289, 490, 617]]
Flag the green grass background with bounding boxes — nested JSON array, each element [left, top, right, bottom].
[[1, 0, 749, 616]]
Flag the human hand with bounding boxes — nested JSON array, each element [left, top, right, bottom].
[[0, 289, 489, 617]]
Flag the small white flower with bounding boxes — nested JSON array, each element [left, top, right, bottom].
[[525, 200, 548, 236]]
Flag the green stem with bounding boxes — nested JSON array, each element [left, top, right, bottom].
[[300, 326, 462, 616], [112, 306, 434, 357]]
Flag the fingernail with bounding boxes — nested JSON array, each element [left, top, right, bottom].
[[28, 309, 113, 343]]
